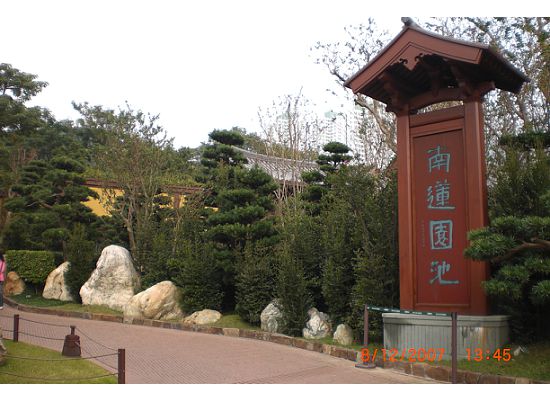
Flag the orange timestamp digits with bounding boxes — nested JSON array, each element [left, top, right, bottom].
[[465, 348, 512, 362], [360, 347, 446, 363]]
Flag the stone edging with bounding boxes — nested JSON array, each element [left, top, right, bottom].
[[2, 297, 546, 384]]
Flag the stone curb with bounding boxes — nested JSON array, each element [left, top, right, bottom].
[[2, 296, 546, 384], [376, 359, 548, 384]]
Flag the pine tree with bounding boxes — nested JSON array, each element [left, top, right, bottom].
[[466, 131, 550, 341], [200, 128, 278, 310], [4, 156, 99, 257]]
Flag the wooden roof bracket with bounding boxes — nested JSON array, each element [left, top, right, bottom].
[[380, 70, 416, 113], [447, 60, 495, 101]]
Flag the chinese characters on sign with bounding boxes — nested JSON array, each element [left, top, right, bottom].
[[427, 180, 455, 210], [426, 146, 459, 286]]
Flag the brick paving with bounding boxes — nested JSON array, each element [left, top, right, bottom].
[[0, 304, 431, 384]]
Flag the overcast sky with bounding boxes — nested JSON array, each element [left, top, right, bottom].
[[2, 1, 541, 149]]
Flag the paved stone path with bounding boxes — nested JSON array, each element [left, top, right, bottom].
[[0, 305, 431, 384]]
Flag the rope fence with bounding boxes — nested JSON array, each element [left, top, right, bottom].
[[0, 312, 125, 383], [18, 330, 67, 341], [78, 343, 119, 370], [3, 352, 118, 361], [76, 327, 118, 351], [19, 316, 72, 328]]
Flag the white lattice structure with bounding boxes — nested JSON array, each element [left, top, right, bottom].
[[234, 147, 319, 184]]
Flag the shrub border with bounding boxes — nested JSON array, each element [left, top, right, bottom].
[[2, 296, 546, 384]]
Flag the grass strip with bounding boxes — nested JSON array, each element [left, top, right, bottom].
[[0, 340, 117, 384]]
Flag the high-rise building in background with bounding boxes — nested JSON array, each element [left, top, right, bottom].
[[322, 106, 369, 162]]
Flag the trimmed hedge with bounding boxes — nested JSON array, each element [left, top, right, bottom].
[[5, 250, 56, 285]]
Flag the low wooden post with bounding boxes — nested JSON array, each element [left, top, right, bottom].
[[364, 304, 369, 347], [355, 304, 376, 369], [13, 314, 19, 343], [118, 348, 126, 384]]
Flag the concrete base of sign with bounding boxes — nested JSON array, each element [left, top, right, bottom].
[[382, 313, 510, 360]]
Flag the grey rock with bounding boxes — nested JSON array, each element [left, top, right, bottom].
[[261, 299, 283, 333], [303, 307, 332, 339], [184, 309, 222, 325]]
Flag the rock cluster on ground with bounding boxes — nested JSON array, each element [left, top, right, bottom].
[[302, 307, 332, 339], [5, 244, 226, 326], [260, 299, 283, 333], [43, 262, 74, 302], [333, 323, 354, 345], [123, 281, 183, 321], [4, 271, 25, 296], [80, 245, 141, 311], [184, 309, 222, 325]]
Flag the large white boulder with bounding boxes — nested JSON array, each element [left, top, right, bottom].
[[260, 299, 283, 333], [123, 281, 183, 321], [184, 309, 222, 325], [333, 323, 354, 346], [80, 245, 140, 311], [43, 262, 74, 302], [302, 307, 332, 339]]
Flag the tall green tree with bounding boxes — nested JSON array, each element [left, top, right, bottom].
[[301, 141, 350, 216], [235, 243, 277, 324], [321, 163, 399, 331], [349, 169, 399, 340], [0, 63, 50, 245], [3, 155, 98, 257], [276, 236, 312, 337], [277, 197, 325, 308], [200, 128, 278, 310], [74, 102, 173, 275]]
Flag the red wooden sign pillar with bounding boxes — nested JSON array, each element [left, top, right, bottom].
[[397, 101, 489, 314], [346, 21, 528, 315]]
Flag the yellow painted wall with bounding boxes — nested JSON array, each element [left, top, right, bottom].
[[82, 187, 122, 216], [82, 187, 186, 216]]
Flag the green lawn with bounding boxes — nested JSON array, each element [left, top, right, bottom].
[[429, 342, 550, 382], [206, 313, 261, 330], [9, 291, 122, 316], [0, 340, 117, 384]]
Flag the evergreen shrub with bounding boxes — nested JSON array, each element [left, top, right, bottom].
[[65, 225, 97, 302], [5, 250, 56, 285], [172, 242, 224, 313], [276, 245, 312, 337], [235, 244, 276, 324]]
